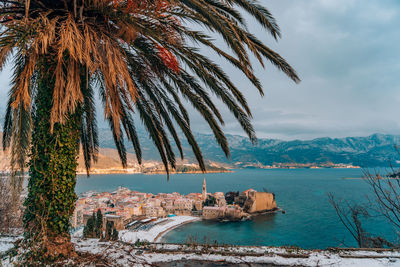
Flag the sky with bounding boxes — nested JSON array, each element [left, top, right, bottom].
[[0, 0, 400, 141], [189, 0, 400, 140]]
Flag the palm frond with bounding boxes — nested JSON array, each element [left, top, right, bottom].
[[0, 0, 299, 176], [2, 50, 33, 207], [80, 71, 99, 174]]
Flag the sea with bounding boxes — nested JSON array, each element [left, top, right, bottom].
[[75, 168, 397, 249]]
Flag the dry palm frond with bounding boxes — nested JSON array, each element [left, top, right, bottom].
[[1, 0, 299, 177]]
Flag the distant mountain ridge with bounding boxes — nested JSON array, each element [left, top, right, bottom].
[[98, 129, 400, 168]]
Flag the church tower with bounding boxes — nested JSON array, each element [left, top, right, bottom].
[[202, 177, 207, 200]]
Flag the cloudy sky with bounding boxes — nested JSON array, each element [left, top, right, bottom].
[[0, 0, 399, 141], [190, 0, 400, 140]]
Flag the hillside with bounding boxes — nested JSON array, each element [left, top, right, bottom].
[[97, 129, 400, 167], [0, 147, 228, 174], [0, 136, 228, 174], [1, 131, 400, 170], [189, 133, 400, 167]]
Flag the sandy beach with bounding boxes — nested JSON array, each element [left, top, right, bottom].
[[119, 216, 200, 243]]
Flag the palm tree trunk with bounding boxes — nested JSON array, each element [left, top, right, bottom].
[[23, 65, 81, 260]]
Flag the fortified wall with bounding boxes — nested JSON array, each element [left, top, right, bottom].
[[244, 191, 277, 214]]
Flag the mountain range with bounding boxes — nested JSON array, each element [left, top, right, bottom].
[[98, 129, 400, 168]]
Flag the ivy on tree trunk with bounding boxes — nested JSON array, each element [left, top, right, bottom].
[[23, 64, 82, 260]]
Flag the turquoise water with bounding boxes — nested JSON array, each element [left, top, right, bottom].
[[75, 168, 396, 249]]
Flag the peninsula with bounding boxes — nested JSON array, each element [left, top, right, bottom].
[[72, 179, 277, 243]]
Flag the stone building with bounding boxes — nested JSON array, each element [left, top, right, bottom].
[[71, 205, 83, 228], [162, 198, 174, 207], [244, 191, 277, 213], [104, 214, 125, 230], [202, 206, 226, 220], [125, 204, 142, 217], [193, 200, 203, 211], [174, 198, 193, 210], [143, 205, 165, 217], [214, 192, 227, 207], [202, 177, 207, 201], [173, 209, 192, 216], [225, 205, 243, 220]]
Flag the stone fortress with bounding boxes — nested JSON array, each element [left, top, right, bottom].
[[201, 178, 278, 220]]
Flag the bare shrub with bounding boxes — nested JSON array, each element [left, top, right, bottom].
[[329, 168, 400, 248], [364, 171, 400, 231], [328, 193, 394, 248], [0, 176, 23, 234]]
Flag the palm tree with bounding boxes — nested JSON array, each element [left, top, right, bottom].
[[0, 0, 299, 261]]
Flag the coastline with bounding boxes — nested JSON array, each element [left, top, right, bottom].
[[154, 217, 200, 242], [77, 169, 233, 175], [1, 167, 363, 177], [119, 216, 200, 243], [143, 170, 233, 175]]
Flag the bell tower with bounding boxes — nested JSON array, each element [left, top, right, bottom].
[[202, 177, 207, 200]]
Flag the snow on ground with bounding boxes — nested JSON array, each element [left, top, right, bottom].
[[72, 227, 84, 238], [2, 216, 400, 266], [119, 216, 199, 243], [0, 236, 18, 255], [72, 239, 400, 267], [2, 236, 400, 266]]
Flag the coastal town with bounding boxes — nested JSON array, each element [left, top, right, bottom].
[[233, 162, 361, 169], [72, 178, 278, 238]]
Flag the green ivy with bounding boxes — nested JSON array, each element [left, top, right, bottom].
[[23, 65, 82, 239]]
